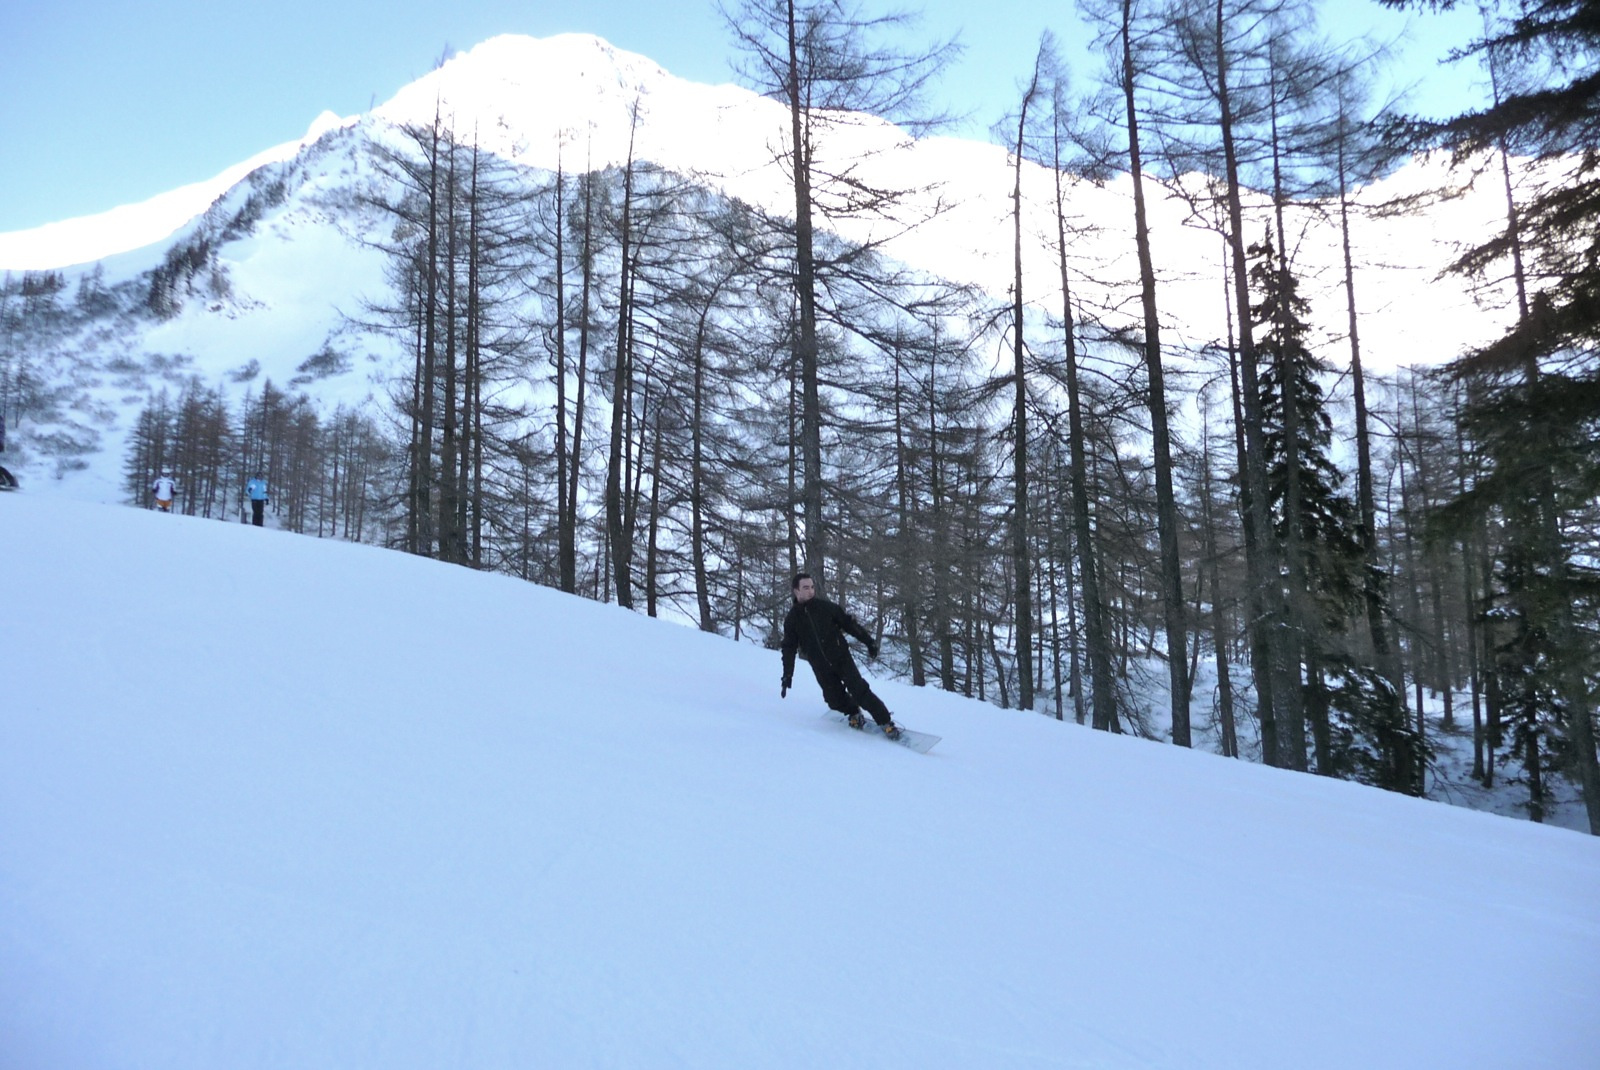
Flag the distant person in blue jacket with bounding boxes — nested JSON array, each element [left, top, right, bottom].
[[246, 476, 268, 527]]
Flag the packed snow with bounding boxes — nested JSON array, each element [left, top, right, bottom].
[[3, 492, 1596, 1068]]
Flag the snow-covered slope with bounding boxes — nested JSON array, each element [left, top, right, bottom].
[[2, 492, 1596, 1068]]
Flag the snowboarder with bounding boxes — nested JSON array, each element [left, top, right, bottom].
[[780, 573, 902, 740], [151, 474, 176, 513], [246, 475, 269, 527]]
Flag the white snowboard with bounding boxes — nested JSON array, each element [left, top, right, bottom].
[[826, 711, 940, 754]]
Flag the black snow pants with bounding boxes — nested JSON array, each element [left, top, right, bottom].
[[809, 650, 892, 726]]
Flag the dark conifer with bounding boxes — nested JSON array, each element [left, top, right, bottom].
[[1250, 234, 1417, 789], [1388, 0, 1600, 831]]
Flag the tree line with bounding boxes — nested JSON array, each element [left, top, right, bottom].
[[124, 378, 395, 542]]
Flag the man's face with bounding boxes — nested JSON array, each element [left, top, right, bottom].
[[794, 578, 816, 603]]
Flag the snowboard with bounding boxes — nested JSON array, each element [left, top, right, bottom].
[[826, 711, 940, 754]]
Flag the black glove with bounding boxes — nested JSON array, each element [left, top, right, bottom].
[[781, 677, 791, 698], [867, 640, 880, 660]]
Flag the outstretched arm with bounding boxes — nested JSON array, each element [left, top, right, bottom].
[[837, 606, 880, 658], [838, 606, 872, 646]]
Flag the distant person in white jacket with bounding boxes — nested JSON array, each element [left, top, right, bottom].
[[246, 475, 268, 527], [151, 474, 176, 513]]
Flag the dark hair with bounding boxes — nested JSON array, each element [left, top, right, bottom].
[[792, 572, 813, 590]]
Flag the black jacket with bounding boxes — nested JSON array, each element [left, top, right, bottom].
[[782, 596, 874, 682]]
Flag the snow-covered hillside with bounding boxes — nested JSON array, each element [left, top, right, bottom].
[[0, 111, 355, 274], [0, 33, 1520, 502], [2, 493, 1596, 1068]]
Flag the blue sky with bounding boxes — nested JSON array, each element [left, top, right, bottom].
[[1, 0, 1484, 234]]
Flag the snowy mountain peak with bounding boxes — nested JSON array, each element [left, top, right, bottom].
[[369, 32, 765, 177], [379, 31, 673, 120], [304, 108, 352, 141], [470, 32, 678, 90]]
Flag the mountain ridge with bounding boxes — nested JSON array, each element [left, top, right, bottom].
[[0, 110, 356, 273]]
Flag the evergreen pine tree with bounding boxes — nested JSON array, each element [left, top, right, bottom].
[[1251, 234, 1417, 790]]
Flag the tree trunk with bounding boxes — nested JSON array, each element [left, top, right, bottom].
[[1121, 0, 1189, 745], [568, 164, 595, 597], [1010, 80, 1037, 711], [1336, 136, 1410, 770], [554, 155, 576, 593], [785, 0, 826, 583], [1051, 122, 1118, 734], [1269, 124, 1308, 770], [440, 136, 461, 565], [416, 112, 442, 558], [605, 115, 641, 608], [691, 294, 715, 631], [1213, 0, 1283, 764], [1200, 407, 1239, 758]]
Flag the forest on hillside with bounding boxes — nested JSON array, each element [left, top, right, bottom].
[[2, 0, 1596, 832]]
